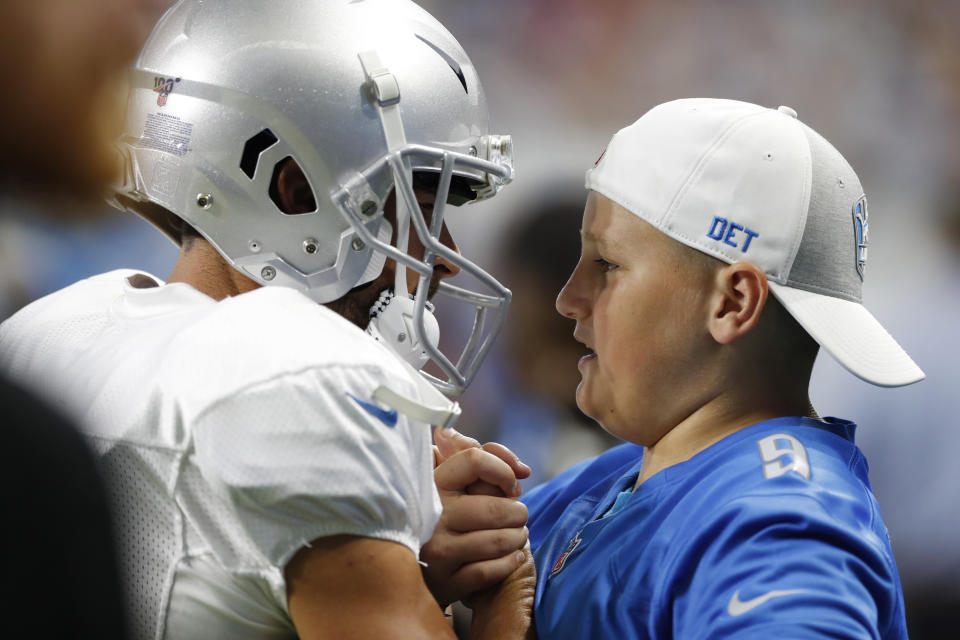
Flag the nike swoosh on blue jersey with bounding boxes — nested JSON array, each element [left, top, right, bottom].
[[727, 589, 806, 616], [347, 393, 398, 427]]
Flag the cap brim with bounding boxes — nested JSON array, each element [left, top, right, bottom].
[[768, 283, 925, 387]]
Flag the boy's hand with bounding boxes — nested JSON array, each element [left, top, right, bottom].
[[467, 542, 538, 640]]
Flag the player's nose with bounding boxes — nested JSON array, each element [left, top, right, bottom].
[[435, 223, 461, 279]]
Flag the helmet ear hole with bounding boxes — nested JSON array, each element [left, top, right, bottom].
[[268, 156, 318, 215], [239, 129, 278, 179]]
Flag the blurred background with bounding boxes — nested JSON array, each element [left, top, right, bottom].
[[1, 0, 956, 636]]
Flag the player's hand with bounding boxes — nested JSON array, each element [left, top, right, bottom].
[[421, 427, 531, 607]]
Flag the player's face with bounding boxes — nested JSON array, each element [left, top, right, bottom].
[[377, 186, 461, 299], [556, 192, 715, 445], [394, 188, 461, 295], [327, 186, 460, 328]]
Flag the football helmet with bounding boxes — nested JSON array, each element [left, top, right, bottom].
[[109, 0, 513, 397]]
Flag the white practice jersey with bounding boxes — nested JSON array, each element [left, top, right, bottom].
[[0, 270, 442, 639]]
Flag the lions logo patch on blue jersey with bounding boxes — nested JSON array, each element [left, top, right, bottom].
[[853, 196, 869, 281]]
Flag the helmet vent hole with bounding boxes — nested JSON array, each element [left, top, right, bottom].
[[239, 129, 279, 179], [268, 156, 317, 215]]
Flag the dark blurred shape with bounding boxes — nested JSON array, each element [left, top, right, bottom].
[[499, 194, 587, 416], [0, 376, 129, 639]]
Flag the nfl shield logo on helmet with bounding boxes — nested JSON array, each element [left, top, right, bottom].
[[153, 76, 181, 107], [852, 196, 869, 280]]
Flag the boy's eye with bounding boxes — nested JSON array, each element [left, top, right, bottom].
[[594, 258, 618, 272]]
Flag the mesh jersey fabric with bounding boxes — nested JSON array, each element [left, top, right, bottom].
[[0, 269, 442, 639], [522, 417, 908, 640]]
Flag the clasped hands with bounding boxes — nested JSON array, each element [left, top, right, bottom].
[[421, 426, 535, 609]]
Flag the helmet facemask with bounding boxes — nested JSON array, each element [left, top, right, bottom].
[[335, 142, 513, 396]]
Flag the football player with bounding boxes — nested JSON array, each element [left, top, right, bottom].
[[0, 1, 532, 638]]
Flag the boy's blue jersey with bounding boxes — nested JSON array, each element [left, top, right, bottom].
[[522, 417, 908, 639]]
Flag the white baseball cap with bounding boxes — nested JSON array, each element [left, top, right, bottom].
[[586, 98, 924, 387]]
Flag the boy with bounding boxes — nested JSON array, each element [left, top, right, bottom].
[[524, 98, 921, 639]]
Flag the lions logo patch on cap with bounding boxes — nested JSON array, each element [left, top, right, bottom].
[[853, 196, 869, 280]]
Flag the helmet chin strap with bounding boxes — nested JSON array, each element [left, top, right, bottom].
[[366, 290, 439, 370], [366, 290, 456, 428], [358, 49, 460, 429]]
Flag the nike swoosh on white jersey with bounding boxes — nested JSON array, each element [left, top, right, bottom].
[[727, 589, 807, 616]]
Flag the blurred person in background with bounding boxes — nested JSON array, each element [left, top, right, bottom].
[[0, 0, 167, 637], [0, 0, 177, 319], [0, 0, 164, 201], [460, 195, 621, 486]]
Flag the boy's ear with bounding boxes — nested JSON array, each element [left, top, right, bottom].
[[707, 262, 769, 345]]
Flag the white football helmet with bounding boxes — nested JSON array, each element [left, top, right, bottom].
[[109, 0, 513, 396]]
